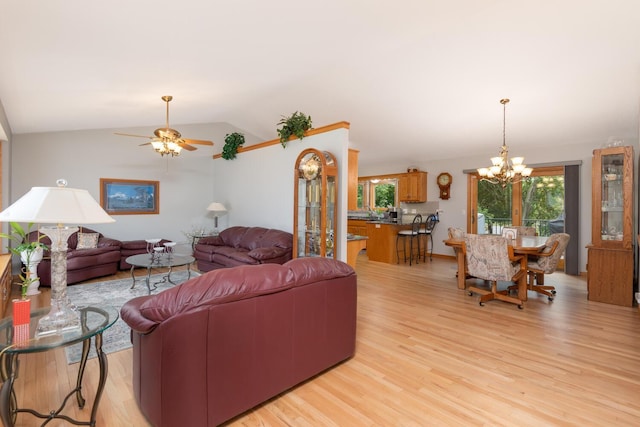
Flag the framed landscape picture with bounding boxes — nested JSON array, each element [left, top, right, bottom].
[[100, 178, 159, 215]]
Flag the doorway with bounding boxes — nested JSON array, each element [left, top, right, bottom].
[[469, 166, 565, 235], [467, 166, 573, 269]]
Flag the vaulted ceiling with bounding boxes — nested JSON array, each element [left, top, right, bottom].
[[1, 0, 639, 168]]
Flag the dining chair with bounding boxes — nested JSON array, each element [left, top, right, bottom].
[[396, 214, 422, 265], [418, 214, 438, 261], [463, 234, 526, 309], [447, 227, 466, 240], [513, 226, 537, 236], [448, 227, 469, 279], [508, 233, 570, 301]]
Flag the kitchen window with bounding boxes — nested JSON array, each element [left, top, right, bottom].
[[358, 178, 398, 209]]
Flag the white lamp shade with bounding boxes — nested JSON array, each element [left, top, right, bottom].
[[207, 202, 227, 213], [0, 186, 115, 224]]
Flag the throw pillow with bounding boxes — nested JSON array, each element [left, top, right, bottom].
[[76, 233, 99, 249]]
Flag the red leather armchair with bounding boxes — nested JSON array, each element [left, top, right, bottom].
[[121, 257, 357, 427]]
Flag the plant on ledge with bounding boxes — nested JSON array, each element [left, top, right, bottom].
[[221, 132, 246, 160], [277, 111, 312, 148]]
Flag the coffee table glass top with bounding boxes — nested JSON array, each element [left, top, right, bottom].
[[0, 306, 118, 354], [126, 253, 195, 268]]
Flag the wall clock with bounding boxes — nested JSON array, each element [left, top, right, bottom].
[[437, 172, 452, 200]]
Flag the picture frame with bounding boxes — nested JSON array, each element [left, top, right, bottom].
[[501, 227, 518, 240], [100, 178, 159, 215]]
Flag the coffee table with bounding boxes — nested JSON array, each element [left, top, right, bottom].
[[126, 253, 195, 294], [0, 306, 118, 426]]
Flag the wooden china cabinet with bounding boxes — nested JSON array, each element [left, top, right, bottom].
[[586, 145, 634, 306], [293, 149, 338, 259]]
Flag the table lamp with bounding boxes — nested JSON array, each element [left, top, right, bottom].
[[0, 179, 115, 337], [206, 202, 227, 235]]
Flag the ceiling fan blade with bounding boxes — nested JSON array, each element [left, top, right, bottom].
[[180, 143, 198, 151], [115, 132, 153, 139], [138, 142, 152, 146], [183, 138, 214, 146]]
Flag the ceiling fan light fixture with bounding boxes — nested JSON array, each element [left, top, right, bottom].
[[115, 95, 214, 157], [150, 139, 181, 157]]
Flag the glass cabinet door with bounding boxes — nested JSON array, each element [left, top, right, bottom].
[[293, 149, 338, 258], [600, 153, 623, 240], [592, 145, 633, 249]]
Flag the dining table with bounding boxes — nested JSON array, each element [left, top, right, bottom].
[[443, 235, 548, 301]]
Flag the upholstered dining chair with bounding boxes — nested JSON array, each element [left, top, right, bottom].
[[513, 226, 537, 236], [418, 214, 438, 261], [463, 234, 526, 309], [396, 214, 422, 265], [448, 227, 468, 279], [508, 232, 570, 301], [447, 227, 466, 240]]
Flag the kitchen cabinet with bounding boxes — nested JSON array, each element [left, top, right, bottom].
[[586, 145, 634, 306], [398, 172, 427, 203], [293, 149, 338, 259], [365, 222, 412, 264], [347, 219, 368, 237]]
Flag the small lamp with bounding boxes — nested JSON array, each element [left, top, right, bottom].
[[206, 202, 227, 235], [0, 179, 114, 337]]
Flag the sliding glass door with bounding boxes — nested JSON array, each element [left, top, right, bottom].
[[469, 166, 565, 237]]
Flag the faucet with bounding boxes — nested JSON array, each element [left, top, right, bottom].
[[365, 206, 375, 218]]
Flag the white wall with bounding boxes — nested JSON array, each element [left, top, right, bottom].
[[359, 139, 640, 273], [8, 123, 350, 261], [213, 127, 350, 261], [9, 124, 231, 252], [7, 118, 638, 272]]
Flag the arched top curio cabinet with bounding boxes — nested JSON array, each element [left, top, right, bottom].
[[293, 148, 338, 258]]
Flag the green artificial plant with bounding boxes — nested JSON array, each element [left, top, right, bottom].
[[277, 111, 312, 148], [221, 132, 246, 160], [0, 222, 48, 298]]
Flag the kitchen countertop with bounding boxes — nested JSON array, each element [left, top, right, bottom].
[[347, 234, 368, 240]]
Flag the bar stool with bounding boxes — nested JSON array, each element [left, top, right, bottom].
[[396, 214, 422, 265], [418, 214, 438, 261]]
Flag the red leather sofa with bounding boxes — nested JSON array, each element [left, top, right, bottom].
[[121, 257, 357, 427], [28, 227, 121, 286], [193, 226, 293, 272]]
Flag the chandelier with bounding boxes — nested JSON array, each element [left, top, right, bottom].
[[150, 139, 182, 157], [477, 98, 532, 186]]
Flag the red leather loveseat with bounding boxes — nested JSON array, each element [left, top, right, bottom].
[[193, 226, 293, 272], [121, 257, 357, 427], [28, 227, 121, 286]]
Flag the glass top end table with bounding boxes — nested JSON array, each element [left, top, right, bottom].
[[0, 305, 118, 426]]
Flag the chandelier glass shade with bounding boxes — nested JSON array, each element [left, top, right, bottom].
[[477, 99, 532, 186], [151, 139, 182, 157]]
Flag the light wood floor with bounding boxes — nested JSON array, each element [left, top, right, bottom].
[[5, 255, 640, 426]]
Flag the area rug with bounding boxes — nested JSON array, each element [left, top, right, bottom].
[[64, 270, 199, 364]]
